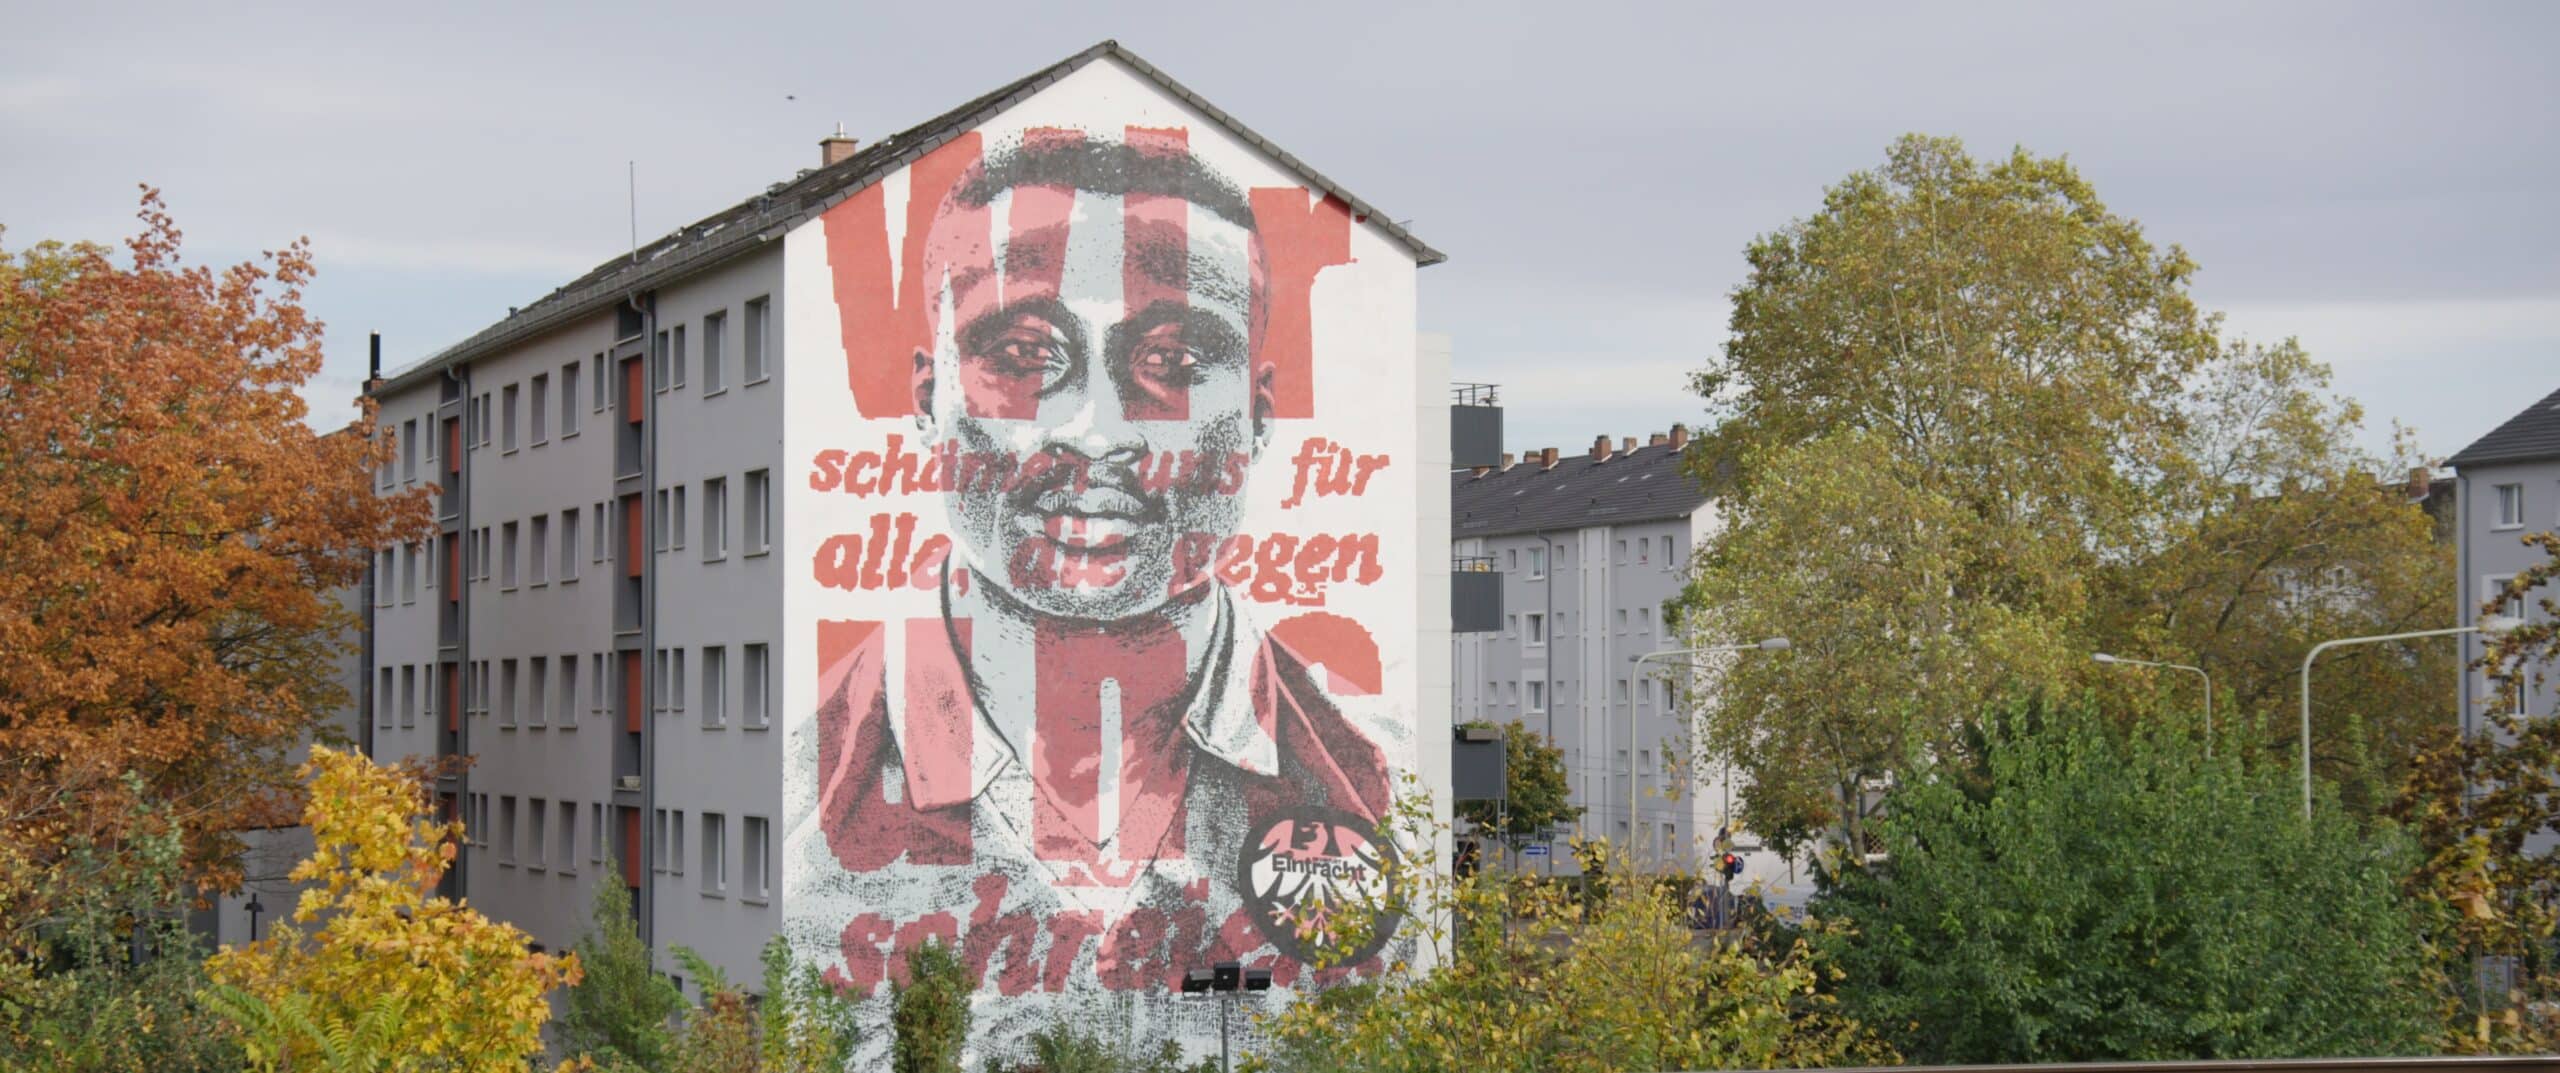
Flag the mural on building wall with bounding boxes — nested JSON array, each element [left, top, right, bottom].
[[782, 70, 1422, 1063]]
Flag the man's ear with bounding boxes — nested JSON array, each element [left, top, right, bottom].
[[1250, 360, 1278, 453], [911, 347, 937, 432]]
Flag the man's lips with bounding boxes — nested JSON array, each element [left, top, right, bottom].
[[1019, 486, 1153, 554]]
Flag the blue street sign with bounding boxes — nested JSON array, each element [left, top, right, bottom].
[[1522, 844, 1551, 857]]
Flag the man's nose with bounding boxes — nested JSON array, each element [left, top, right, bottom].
[[1036, 374, 1148, 464]]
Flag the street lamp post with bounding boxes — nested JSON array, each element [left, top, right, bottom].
[[2092, 653, 2214, 754], [1630, 638, 1790, 869], [2298, 616, 2521, 821]]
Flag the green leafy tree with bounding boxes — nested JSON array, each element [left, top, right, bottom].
[[1679, 134, 2451, 850], [1812, 700, 2432, 1061], [757, 935, 861, 1072], [892, 938, 972, 1073], [561, 864, 683, 1072], [981, 1024, 1207, 1073], [2393, 531, 2560, 1050], [1454, 720, 1578, 843], [0, 776, 243, 1072]]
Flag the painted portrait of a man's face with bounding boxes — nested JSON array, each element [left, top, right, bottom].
[[912, 134, 1273, 622]]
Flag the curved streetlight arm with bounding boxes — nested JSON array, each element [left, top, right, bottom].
[[2091, 654, 2213, 753], [2298, 625, 2480, 821]]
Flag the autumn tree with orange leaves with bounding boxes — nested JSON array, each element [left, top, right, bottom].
[[0, 188, 429, 899]]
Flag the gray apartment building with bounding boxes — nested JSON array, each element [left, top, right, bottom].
[[1451, 427, 1766, 880], [327, 43, 1454, 1053], [2451, 384, 2560, 732]]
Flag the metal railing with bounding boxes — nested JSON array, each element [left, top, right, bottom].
[[1452, 382, 1501, 406]]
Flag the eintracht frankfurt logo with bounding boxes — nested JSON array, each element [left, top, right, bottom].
[[1238, 807, 1399, 965]]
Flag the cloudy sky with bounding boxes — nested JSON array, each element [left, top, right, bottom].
[[6, 2, 2552, 463]]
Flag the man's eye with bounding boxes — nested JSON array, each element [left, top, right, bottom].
[[1132, 345, 1201, 382], [984, 334, 1063, 376]]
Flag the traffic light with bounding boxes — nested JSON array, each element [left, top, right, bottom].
[[1718, 852, 1744, 880]]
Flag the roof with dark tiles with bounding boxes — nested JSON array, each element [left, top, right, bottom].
[[1452, 439, 1716, 539], [378, 39, 1440, 394], [2450, 384, 2560, 469]]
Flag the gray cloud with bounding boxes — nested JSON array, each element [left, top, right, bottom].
[[4, 0, 2550, 460]]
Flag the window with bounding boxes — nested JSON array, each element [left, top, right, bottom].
[[530, 514, 550, 586], [376, 667, 394, 726], [1639, 748, 1653, 775], [653, 330, 671, 392], [702, 813, 726, 895], [1505, 549, 1516, 571], [528, 797, 548, 870], [561, 362, 582, 437], [530, 374, 549, 446], [560, 653, 579, 727], [421, 668, 435, 728], [1638, 607, 1652, 632], [476, 393, 493, 447], [1639, 678, 1654, 706], [423, 534, 437, 591], [744, 469, 771, 554], [591, 654, 609, 718], [402, 419, 419, 482], [560, 511, 580, 583], [1527, 546, 1545, 578], [1614, 608, 1627, 633], [422, 414, 436, 471], [652, 809, 668, 872], [499, 659, 519, 727], [592, 353, 609, 411], [672, 486, 688, 551], [1525, 613, 1545, 645], [654, 649, 669, 714], [498, 796, 518, 865], [501, 521, 520, 589], [1616, 679, 1630, 704], [744, 643, 770, 729], [592, 503, 609, 563], [672, 648, 687, 715], [671, 325, 688, 389], [672, 810, 686, 875], [558, 800, 578, 872], [402, 542, 419, 603], [527, 656, 548, 728], [2498, 483, 2526, 528], [743, 816, 770, 900], [703, 311, 727, 394], [654, 490, 671, 552], [1637, 537, 1650, 564], [401, 665, 418, 728], [743, 296, 770, 384], [1615, 539, 1627, 564], [591, 803, 606, 864], [1527, 680, 1546, 712], [702, 645, 726, 728], [501, 383, 520, 452], [703, 477, 728, 561], [375, 549, 393, 606]]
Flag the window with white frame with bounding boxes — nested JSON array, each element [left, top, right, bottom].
[[1525, 613, 1545, 645], [562, 361, 583, 437], [501, 383, 520, 452], [671, 324, 688, 389], [703, 477, 728, 561], [1527, 680, 1545, 712], [2499, 483, 2527, 528], [744, 296, 770, 383], [743, 816, 770, 900], [703, 311, 727, 394], [402, 419, 419, 482], [744, 643, 770, 729], [530, 373, 549, 446], [592, 353, 608, 411], [745, 469, 771, 554], [702, 645, 726, 728], [702, 812, 726, 895]]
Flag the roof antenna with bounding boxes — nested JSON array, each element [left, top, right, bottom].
[[627, 160, 638, 264]]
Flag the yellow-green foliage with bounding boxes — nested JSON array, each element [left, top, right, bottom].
[[1252, 791, 1885, 1073], [203, 746, 582, 1073]]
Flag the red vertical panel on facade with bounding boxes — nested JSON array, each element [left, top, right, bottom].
[[442, 665, 459, 732], [444, 536, 460, 604], [621, 808, 642, 888], [443, 418, 460, 473], [622, 495, 644, 577], [622, 357, 644, 425], [621, 650, 643, 733]]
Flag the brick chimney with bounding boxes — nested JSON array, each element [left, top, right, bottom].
[[1540, 447, 1559, 469], [820, 124, 860, 167], [1592, 435, 1613, 461], [1669, 423, 1690, 450], [1621, 436, 1637, 455], [2406, 465, 2433, 502], [1499, 451, 1516, 471], [1470, 464, 1491, 478], [1648, 432, 1669, 447]]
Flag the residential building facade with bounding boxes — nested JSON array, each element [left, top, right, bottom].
[[352, 41, 1449, 1065], [1451, 428, 1778, 883], [2451, 385, 2560, 732]]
